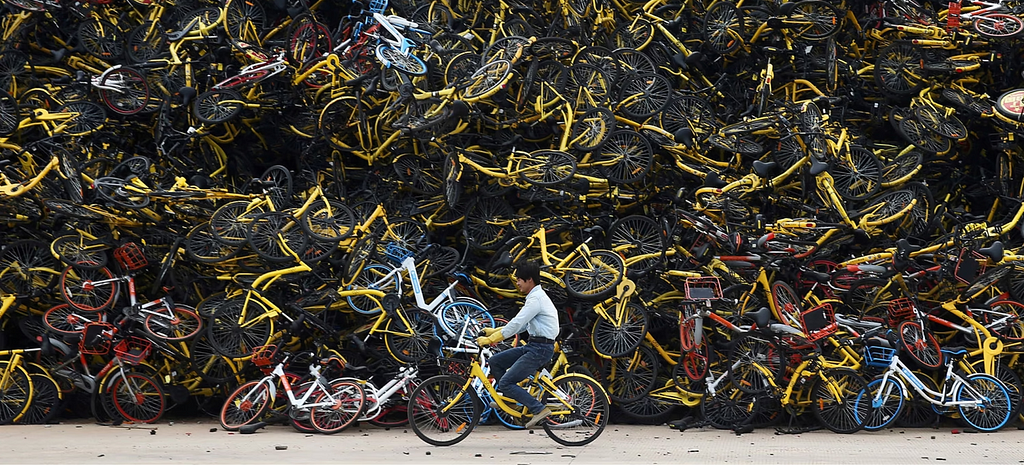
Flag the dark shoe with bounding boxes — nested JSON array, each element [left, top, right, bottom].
[[524, 407, 552, 429]]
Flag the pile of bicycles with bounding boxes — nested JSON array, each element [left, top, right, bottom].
[[3, 0, 1024, 437]]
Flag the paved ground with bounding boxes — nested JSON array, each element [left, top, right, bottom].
[[2, 419, 1022, 465]]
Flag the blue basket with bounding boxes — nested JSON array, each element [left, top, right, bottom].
[[368, 0, 388, 14], [384, 242, 414, 264], [864, 345, 895, 369]]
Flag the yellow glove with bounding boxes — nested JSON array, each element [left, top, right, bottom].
[[476, 327, 505, 346]]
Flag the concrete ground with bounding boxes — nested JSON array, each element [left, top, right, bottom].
[[2, 419, 1022, 465]]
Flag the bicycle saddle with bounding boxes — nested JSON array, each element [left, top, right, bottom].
[[940, 346, 967, 360], [979, 241, 1004, 262], [703, 171, 728, 188], [752, 160, 778, 178], [747, 307, 772, 329], [801, 268, 831, 283], [809, 157, 829, 175]]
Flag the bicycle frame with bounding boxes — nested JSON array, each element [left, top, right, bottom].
[[872, 353, 986, 409]]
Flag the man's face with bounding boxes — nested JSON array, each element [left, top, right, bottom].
[[516, 277, 531, 294]]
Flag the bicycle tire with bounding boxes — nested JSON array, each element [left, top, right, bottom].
[[442, 151, 462, 207], [126, 21, 168, 63], [224, 0, 266, 42], [957, 373, 1012, 431], [55, 101, 106, 136], [481, 35, 530, 65], [601, 345, 658, 403], [206, 298, 274, 359], [346, 263, 398, 315], [517, 150, 577, 186], [596, 130, 653, 184], [812, 368, 869, 433], [93, 177, 151, 209], [770, 281, 802, 327], [219, 380, 272, 431], [984, 300, 1024, 342], [210, 200, 262, 246], [788, 0, 842, 40], [383, 309, 435, 364], [610, 20, 654, 50], [973, 13, 1023, 38], [0, 239, 59, 295], [856, 376, 905, 431], [914, 104, 966, 140], [43, 303, 90, 337], [300, 199, 356, 242], [193, 89, 244, 124], [565, 63, 612, 110], [898, 320, 942, 369], [246, 212, 309, 263], [408, 374, 480, 446], [0, 361, 31, 425], [376, 44, 427, 75], [831, 147, 883, 201], [661, 95, 717, 137], [617, 73, 672, 120], [60, 265, 116, 312], [463, 197, 515, 251], [874, 43, 926, 97], [98, 67, 150, 116], [310, 380, 366, 434], [563, 249, 624, 301], [0, 88, 19, 135], [608, 214, 664, 278], [728, 335, 786, 395], [78, 19, 124, 60], [703, 2, 746, 55], [701, 382, 761, 430], [144, 305, 203, 341], [542, 374, 609, 446], [439, 301, 493, 338], [289, 18, 332, 64], [20, 373, 61, 424], [570, 107, 614, 152], [462, 59, 512, 103], [185, 222, 242, 264], [109, 372, 165, 424], [319, 95, 366, 151], [591, 302, 649, 358]]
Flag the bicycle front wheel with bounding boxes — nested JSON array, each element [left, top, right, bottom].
[[591, 302, 648, 358], [310, 380, 366, 434], [98, 67, 149, 115], [957, 373, 1012, 431], [563, 249, 624, 301], [60, 265, 116, 312], [219, 380, 272, 431], [0, 361, 32, 425], [408, 375, 480, 446], [144, 305, 203, 341], [898, 320, 942, 369], [109, 372, 165, 424], [811, 368, 869, 434], [542, 374, 609, 446], [383, 309, 435, 364], [856, 376, 905, 431], [207, 299, 274, 359]]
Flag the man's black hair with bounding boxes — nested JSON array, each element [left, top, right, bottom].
[[514, 260, 541, 285]]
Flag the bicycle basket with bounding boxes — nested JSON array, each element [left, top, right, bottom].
[[864, 345, 896, 369], [113, 337, 152, 365], [684, 277, 722, 301], [383, 242, 414, 264], [80, 322, 115, 355], [114, 242, 148, 271], [368, 0, 388, 13], [252, 345, 279, 374], [799, 303, 837, 342], [886, 297, 915, 326]]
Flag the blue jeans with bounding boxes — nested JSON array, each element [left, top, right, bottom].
[[488, 342, 554, 414]]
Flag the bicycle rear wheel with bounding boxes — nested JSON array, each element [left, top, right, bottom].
[[591, 302, 648, 358], [219, 380, 271, 431], [207, 299, 274, 359], [957, 374, 1012, 431], [542, 374, 609, 446], [973, 13, 1023, 38], [383, 309, 435, 364], [98, 67, 150, 115], [0, 361, 32, 425], [408, 375, 480, 446], [300, 199, 356, 242], [601, 345, 658, 403], [812, 368, 869, 433], [898, 320, 942, 369], [144, 305, 203, 341], [310, 380, 366, 434], [193, 89, 244, 124], [109, 372, 165, 424], [516, 150, 577, 186], [563, 249, 624, 301]]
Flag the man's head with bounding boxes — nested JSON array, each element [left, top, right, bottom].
[[514, 260, 541, 295]]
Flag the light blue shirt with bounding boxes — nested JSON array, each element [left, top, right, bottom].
[[502, 285, 559, 340]]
